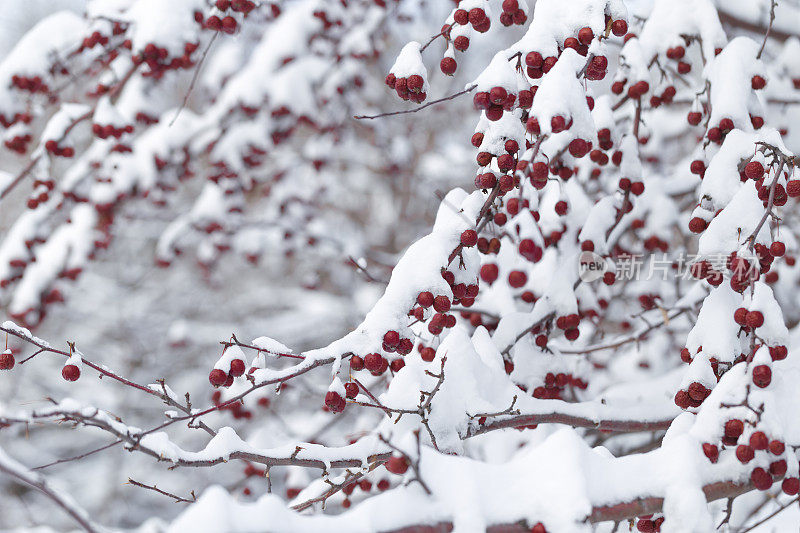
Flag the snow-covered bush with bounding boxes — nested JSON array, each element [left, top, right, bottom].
[[3, 0, 800, 531]]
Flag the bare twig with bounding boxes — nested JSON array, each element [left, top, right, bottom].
[[127, 478, 197, 503], [757, 0, 778, 59], [0, 450, 100, 533], [170, 32, 219, 126], [354, 85, 476, 120]]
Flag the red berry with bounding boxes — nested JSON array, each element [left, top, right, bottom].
[[344, 382, 358, 398], [461, 229, 478, 247], [350, 355, 364, 371], [568, 138, 588, 158], [390, 358, 405, 372], [577, 27, 594, 45], [209, 368, 227, 387], [702, 443, 719, 463], [229, 359, 245, 377], [724, 419, 744, 439], [769, 439, 785, 455], [417, 291, 434, 308], [690, 160, 705, 175], [220, 16, 237, 34], [744, 161, 764, 180], [385, 455, 409, 474], [480, 263, 499, 284], [745, 311, 764, 328], [751, 75, 766, 90], [782, 478, 800, 495], [433, 295, 451, 313], [770, 459, 787, 477], [440, 57, 457, 75], [0, 350, 14, 370], [751, 467, 772, 491], [770, 241, 785, 257], [750, 431, 768, 450], [508, 270, 527, 288], [733, 307, 749, 325], [769, 345, 788, 361], [364, 353, 382, 371], [688, 217, 707, 233], [736, 444, 754, 463], [611, 19, 628, 37], [406, 74, 423, 93], [687, 382, 708, 402], [454, 35, 470, 51], [489, 86, 507, 105], [383, 330, 400, 348], [687, 112, 702, 125], [324, 391, 345, 413]]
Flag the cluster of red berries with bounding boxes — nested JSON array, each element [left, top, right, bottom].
[[92, 123, 134, 139], [208, 357, 246, 387], [635, 514, 664, 532], [474, 85, 524, 121], [702, 425, 797, 494], [26, 181, 53, 210], [44, 140, 75, 158], [340, 476, 392, 508], [665, 44, 691, 74], [523, 50, 557, 80], [498, 0, 527, 27], [385, 73, 427, 103], [4, 133, 32, 154], [79, 30, 110, 51], [0, 111, 32, 128], [617, 79, 651, 101], [648, 85, 676, 108], [11, 75, 48, 94], [134, 42, 199, 79], [530, 371, 587, 399], [706, 117, 736, 144], [452, 7, 490, 34], [203, 0, 253, 34], [215, 0, 256, 14], [555, 313, 582, 341], [310, 8, 342, 31], [674, 376, 711, 409]]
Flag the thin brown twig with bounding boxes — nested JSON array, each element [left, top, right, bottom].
[[738, 496, 800, 533], [127, 478, 197, 504], [170, 32, 219, 126], [0, 455, 99, 533], [354, 84, 477, 120], [757, 0, 777, 60], [33, 439, 122, 470]]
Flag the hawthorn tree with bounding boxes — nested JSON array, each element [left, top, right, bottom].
[[2, 0, 800, 532]]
